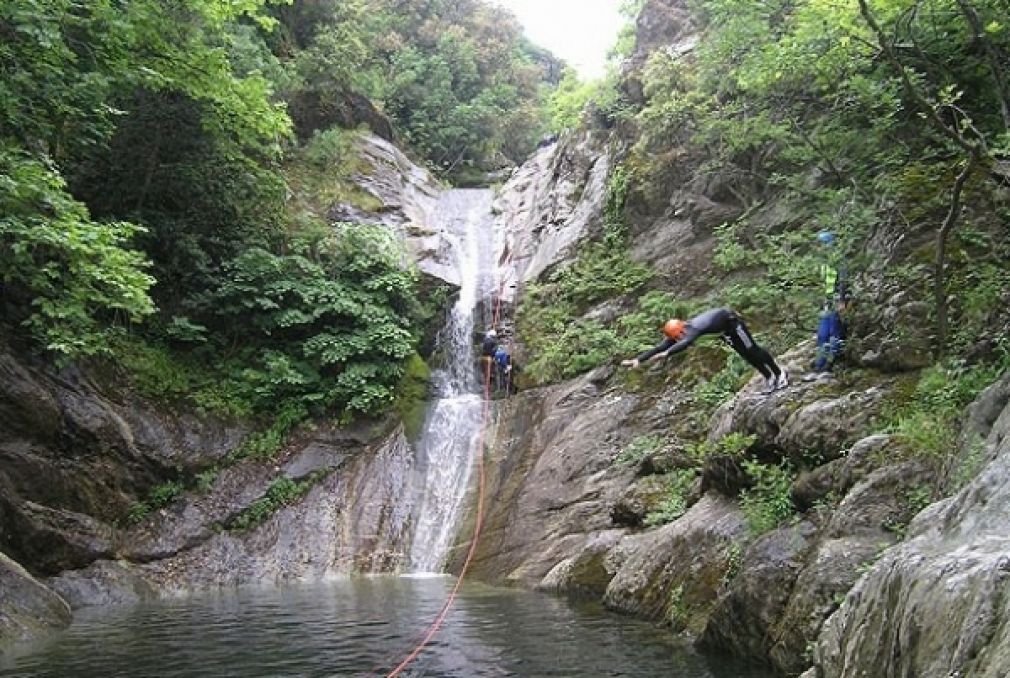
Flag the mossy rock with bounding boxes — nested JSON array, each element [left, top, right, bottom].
[[394, 354, 432, 441]]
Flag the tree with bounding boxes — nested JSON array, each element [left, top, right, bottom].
[[0, 150, 155, 356], [856, 0, 1008, 351]]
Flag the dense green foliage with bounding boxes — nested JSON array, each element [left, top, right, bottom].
[[201, 225, 419, 413], [645, 468, 698, 526], [886, 352, 1010, 491], [5, 0, 556, 428], [0, 151, 155, 356], [272, 0, 560, 171], [516, 170, 660, 383], [631, 0, 1010, 352], [2, 0, 288, 354], [739, 460, 796, 535], [0, 0, 579, 523]]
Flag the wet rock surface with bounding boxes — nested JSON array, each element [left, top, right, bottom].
[[0, 350, 245, 576], [0, 552, 71, 648], [812, 374, 1010, 678], [494, 131, 616, 304]]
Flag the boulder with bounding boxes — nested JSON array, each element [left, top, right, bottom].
[[792, 434, 899, 511], [494, 130, 616, 303], [0, 349, 245, 577], [699, 521, 817, 662], [849, 291, 933, 373], [813, 375, 1010, 677], [603, 493, 747, 632], [537, 529, 626, 598], [0, 552, 71, 647], [449, 372, 640, 586], [0, 353, 61, 443], [709, 375, 892, 462], [6, 502, 115, 574], [47, 559, 155, 609], [131, 426, 420, 592], [768, 460, 933, 676]]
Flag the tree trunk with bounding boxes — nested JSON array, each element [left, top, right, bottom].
[[934, 160, 975, 353]]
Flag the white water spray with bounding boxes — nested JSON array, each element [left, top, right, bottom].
[[408, 189, 495, 573]]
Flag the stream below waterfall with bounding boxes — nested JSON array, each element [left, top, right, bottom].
[[0, 578, 773, 677]]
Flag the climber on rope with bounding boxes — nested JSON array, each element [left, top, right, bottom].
[[493, 345, 514, 396], [621, 307, 789, 394], [480, 329, 498, 380]]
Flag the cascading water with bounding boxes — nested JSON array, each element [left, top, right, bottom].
[[408, 189, 496, 573]]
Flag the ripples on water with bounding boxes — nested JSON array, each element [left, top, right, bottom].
[[1, 577, 773, 677]]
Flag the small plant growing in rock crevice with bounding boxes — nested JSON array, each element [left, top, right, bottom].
[[617, 434, 665, 466], [229, 472, 328, 532], [644, 468, 698, 526], [720, 542, 744, 589], [686, 432, 756, 465], [739, 460, 796, 535], [885, 357, 1007, 495], [126, 480, 185, 525], [666, 584, 687, 628]]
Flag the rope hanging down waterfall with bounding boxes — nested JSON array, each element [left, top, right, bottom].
[[382, 217, 521, 678]]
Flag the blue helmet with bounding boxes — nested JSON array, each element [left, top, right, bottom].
[[817, 231, 836, 245]]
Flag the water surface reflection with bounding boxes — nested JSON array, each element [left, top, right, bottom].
[[1, 577, 773, 677]]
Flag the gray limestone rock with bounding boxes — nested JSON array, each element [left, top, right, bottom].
[[0, 552, 71, 647], [47, 559, 155, 609], [604, 494, 748, 632], [699, 521, 817, 663], [813, 374, 1010, 677]]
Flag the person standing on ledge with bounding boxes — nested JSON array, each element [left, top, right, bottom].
[[621, 307, 788, 395], [807, 230, 850, 379]]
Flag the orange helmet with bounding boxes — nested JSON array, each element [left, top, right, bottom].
[[663, 318, 686, 340]]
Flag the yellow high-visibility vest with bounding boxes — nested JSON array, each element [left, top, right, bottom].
[[820, 263, 838, 298]]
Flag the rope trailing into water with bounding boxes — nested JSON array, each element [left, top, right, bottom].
[[384, 201, 520, 678]]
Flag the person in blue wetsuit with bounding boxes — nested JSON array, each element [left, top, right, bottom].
[[809, 231, 850, 379], [493, 346, 513, 395], [621, 308, 788, 394]]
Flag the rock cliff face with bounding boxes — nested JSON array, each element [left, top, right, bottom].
[[811, 375, 1010, 678], [48, 423, 419, 608], [0, 351, 245, 578], [3, 2, 1008, 674], [494, 130, 617, 306], [0, 330, 426, 646], [453, 295, 941, 674], [0, 553, 71, 650]]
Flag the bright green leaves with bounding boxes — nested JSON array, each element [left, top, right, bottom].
[[545, 67, 597, 132], [203, 224, 420, 415], [370, 0, 550, 171], [275, 0, 553, 173], [0, 149, 155, 357], [1, 0, 293, 359], [1, 0, 290, 162]]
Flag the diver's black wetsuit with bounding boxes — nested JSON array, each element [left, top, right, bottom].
[[481, 335, 498, 358], [635, 308, 782, 379]]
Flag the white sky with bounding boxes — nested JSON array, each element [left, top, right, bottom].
[[490, 0, 625, 80]]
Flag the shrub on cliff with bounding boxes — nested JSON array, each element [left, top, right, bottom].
[[195, 223, 421, 416]]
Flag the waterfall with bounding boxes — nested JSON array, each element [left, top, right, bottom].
[[408, 189, 495, 573]]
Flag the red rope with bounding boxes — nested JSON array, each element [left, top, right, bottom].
[[384, 210, 518, 677]]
